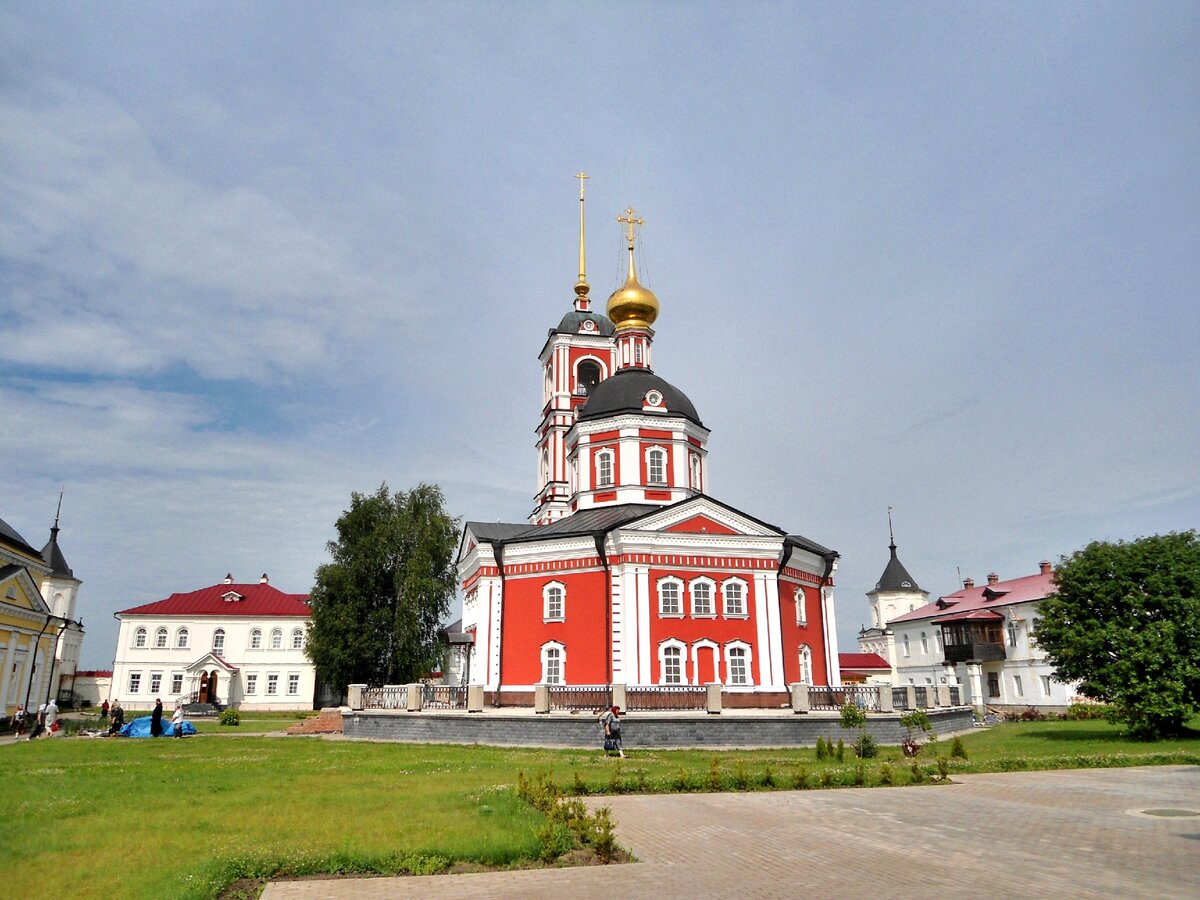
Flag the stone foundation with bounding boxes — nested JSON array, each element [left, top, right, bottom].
[[286, 707, 346, 735]]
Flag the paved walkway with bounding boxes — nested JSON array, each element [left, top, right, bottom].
[[262, 766, 1200, 899]]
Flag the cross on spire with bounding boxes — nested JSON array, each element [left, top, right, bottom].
[[617, 207, 645, 248], [575, 173, 590, 297]]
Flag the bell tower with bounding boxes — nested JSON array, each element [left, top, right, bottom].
[[531, 174, 617, 525]]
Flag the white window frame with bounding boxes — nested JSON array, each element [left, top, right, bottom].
[[689, 577, 716, 618], [128, 672, 142, 693], [795, 586, 807, 625], [645, 446, 667, 485], [250, 629, 262, 649], [154, 627, 168, 648], [213, 628, 226, 653], [245, 673, 258, 695], [171, 673, 184, 694], [595, 448, 615, 487], [658, 576, 684, 617], [540, 642, 565, 685], [1040, 674, 1052, 696], [903, 634, 911, 657], [1013, 675, 1024, 697], [658, 640, 687, 685], [1007, 621, 1019, 647], [722, 578, 748, 617], [287, 673, 301, 695], [920, 631, 928, 655], [291, 628, 304, 650], [134, 627, 147, 648], [725, 642, 753, 686], [266, 673, 279, 695], [798, 645, 813, 685], [270, 628, 283, 650], [175, 627, 189, 649], [543, 582, 565, 622], [689, 453, 702, 490], [149, 672, 162, 694]]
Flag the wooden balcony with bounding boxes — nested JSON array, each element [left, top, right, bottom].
[[943, 642, 1006, 664]]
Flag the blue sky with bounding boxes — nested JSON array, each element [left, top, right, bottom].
[[3, 2, 1197, 670]]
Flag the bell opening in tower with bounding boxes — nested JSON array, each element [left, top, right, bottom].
[[576, 360, 601, 397]]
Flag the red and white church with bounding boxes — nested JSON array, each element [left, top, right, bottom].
[[457, 188, 841, 703]]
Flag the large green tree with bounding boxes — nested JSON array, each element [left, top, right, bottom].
[[1035, 531, 1200, 739], [306, 483, 460, 690]]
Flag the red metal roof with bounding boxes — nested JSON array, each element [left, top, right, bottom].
[[838, 652, 890, 670], [932, 608, 1005, 623], [119, 582, 310, 617], [890, 570, 1054, 625]]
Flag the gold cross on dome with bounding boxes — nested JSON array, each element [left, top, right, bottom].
[[576, 171, 589, 198], [617, 207, 645, 247]]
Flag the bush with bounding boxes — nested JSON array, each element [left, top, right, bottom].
[[732, 762, 751, 791], [950, 736, 968, 760], [936, 756, 950, 781], [835, 738, 845, 762], [219, 708, 241, 726], [706, 758, 723, 792], [791, 767, 811, 789], [879, 762, 895, 786], [1066, 702, 1110, 720], [853, 732, 877, 759], [815, 736, 827, 760]]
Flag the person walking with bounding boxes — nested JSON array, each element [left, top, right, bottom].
[[27, 703, 46, 740], [171, 701, 184, 738], [599, 704, 625, 758], [44, 698, 59, 736], [11, 705, 26, 737], [100, 699, 109, 721], [150, 698, 164, 737]]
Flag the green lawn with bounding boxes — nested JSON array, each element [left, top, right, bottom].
[[3, 717, 1198, 899]]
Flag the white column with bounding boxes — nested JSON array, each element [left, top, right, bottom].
[[757, 572, 784, 689], [636, 566, 651, 685], [822, 586, 841, 685]]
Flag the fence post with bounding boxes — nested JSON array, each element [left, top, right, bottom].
[[706, 682, 723, 714], [936, 684, 951, 707], [877, 683, 894, 712], [347, 684, 366, 711], [904, 685, 917, 711], [789, 683, 810, 713], [534, 684, 550, 714], [467, 685, 484, 713], [407, 683, 423, 712], [610, 683, 627, 711]]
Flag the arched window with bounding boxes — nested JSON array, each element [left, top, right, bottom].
[[154, 627, 168, 648], [659, 642, 685, 684], [212, 628, 225, 653], [541, 642, 565, 685], [175, 627, 189, 649], [920, 631, 928, 654], [1006, 621, 1018, 647], [798, 645, 813, 685], [796, 587, 808, 625], [543, 582, 565, 621], [646, 447, 667, 485], [722, 579, 747, 617], [658, 577, 683, 617], [689, 453, 702, 491], [291, 628, 304, 650], [270, 628, 283, 649], [903, 634, 910, 657], [689, 578, 715, 617], [576, 359, 602, 396], [726, 643, 752, 685], [250, 628, 262, 649], [134, 627, 147, 648], [595, 449, 614, 487]]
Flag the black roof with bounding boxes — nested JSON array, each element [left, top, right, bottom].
[[464, 522, 530, 543], [0, 517, 39, 557], [577, 367, 703, 426], [874, 542, 921, 592], [786, 534, 838, 558], [41, 528, 73, 578], [554, 310, 616, 337]]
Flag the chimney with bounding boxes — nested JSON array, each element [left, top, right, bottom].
[[224, 573, 233, 584], [260, 573, 269, 584], [963, 577, 975, 589], [987, 572, 999, 585], [1039, 560, 1052, 575]]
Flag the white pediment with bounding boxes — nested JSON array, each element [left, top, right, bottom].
[[620, 496, 783, 538]]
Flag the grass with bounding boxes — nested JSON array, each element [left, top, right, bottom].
[[3, 716, 1198, 898]]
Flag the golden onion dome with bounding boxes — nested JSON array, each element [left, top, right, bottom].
[[607, 207, 659, 331]]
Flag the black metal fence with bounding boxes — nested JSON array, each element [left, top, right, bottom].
[[421, 685, 468, 710], [363, 685, 409, 710], [808, 684, 882, 711], [548, 685, 611, 712], [626, 685, 707, 711]]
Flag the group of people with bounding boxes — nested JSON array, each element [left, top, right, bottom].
[[8, 696, 186, 739], [8, 699, 59, 739]]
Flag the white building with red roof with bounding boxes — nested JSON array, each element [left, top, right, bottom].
[[111, 574, 317, 711], [886, 562, 1079, 712]]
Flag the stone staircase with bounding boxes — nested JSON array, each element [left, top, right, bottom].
[[183, 702, 222, 717]]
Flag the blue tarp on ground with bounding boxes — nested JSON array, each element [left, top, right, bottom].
[[119, 715, 196, 737]]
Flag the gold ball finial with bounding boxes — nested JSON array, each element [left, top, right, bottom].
[[607, 208, 659, 331]]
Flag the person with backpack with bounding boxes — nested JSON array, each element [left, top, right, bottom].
[[599, 704, 625, 758]]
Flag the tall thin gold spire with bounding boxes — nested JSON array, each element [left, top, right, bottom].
[[574, 172, 590, 308]]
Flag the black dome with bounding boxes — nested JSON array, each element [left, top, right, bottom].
[[578, 367, 703, 426], [555, 310, 615, 337]]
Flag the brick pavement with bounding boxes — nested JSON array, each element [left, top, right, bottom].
[[261, 765, 1200, 899]]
